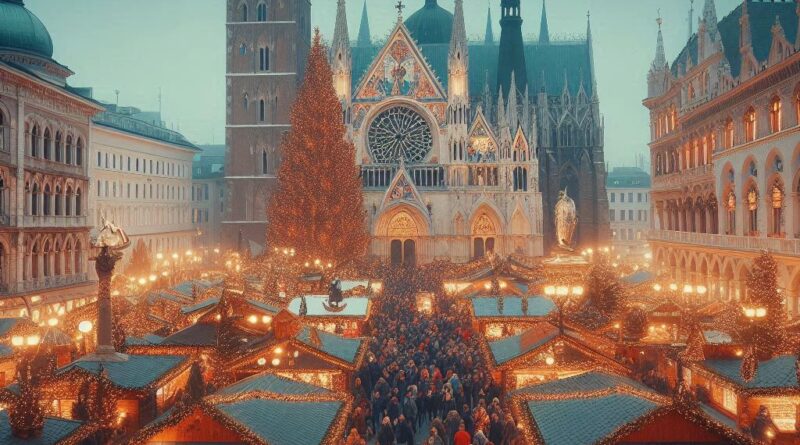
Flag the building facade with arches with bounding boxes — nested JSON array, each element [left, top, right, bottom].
[[645, 0, 800, 315], [330, 1, 548, 265], [0, 0, 102, 317]]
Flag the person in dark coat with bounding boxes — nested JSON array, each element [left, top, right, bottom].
[[395, 415, 415, 445], [488, 413, 503, 445], [445, 409, 462, 445], [377, 417, 396, 445]]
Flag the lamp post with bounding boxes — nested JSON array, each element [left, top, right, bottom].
[[544, 284, 584, 334]]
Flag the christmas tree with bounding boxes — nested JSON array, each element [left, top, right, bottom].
[[266, 30, 368, 267], [126, 239, 152, 277], [585, 256, 625, 317], [745, 251, 787, 359]]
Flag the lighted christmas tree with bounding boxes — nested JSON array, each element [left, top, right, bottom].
[[126, 239, 152, 277], [745, 251, 787, 359], [266, 29, 368, 267], [585, 256, 625, 317], [7, 357, 44, 439]]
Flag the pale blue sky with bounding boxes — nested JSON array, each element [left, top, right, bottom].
[[25, 0, 743, 167]]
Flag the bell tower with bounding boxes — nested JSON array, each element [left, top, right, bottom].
[[497, 0, 528, 98]]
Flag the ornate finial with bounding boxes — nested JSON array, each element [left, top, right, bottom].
[[657, 9, 663, 28], [395, 0, 405, 21]]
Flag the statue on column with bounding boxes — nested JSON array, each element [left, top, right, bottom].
[[83, 218, 130, 362], [554, 188, 578, 252]]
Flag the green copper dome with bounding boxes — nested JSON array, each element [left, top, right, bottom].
[[0, 0, 54, 59], [404, 0, 453, 45]]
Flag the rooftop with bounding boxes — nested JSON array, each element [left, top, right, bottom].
[[606, 167, 651, 188], [59, 354, 189, 390]]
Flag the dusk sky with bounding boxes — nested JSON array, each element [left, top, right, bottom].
[[25, 0, 744, 167]]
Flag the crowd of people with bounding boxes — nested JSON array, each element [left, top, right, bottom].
[[343, 270, 525, 445]]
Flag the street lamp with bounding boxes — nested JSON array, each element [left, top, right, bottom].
[[544, 284, 584, 333]]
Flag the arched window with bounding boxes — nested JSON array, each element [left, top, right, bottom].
[[30, 124, 40, 157], [65, 186, 73, 216], [743, 107, 756, 142], [31, 241, 39, 280], [724, 118, 734, 149], [688, 83, 696, 100], [726, 191, 736, 235], [73, 240, 82, 274], [747, 186, 759, 235], [770, 181, 784, 236], [239, 43, 247, 56], [257, 2, 267, 21], [75, 188, 82, 216], [769, 96, 782, 133], [55, 131, 62, 162], [43, 128, 51, 160], [241, 3, 248, 21], [243, 94, 248, 111], [31, 183, 39, 216], [262, 150, 269, 174], [259, 47, 270, 71], [76, 138, 83, 166], [65, 135, 73, 164], [0, 111, 6, 151], [259, 99, 266, 122], [43, 185, 51, 216], [55, 186, 62, 216]]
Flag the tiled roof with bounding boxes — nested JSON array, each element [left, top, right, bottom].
[[93, 110, 199, 151], [172, 280, 211, 297], [621, 270, 654, 285], [180, 297, 219, 315], [511, 371, 654, 397], [246, 299, 281, 314], [214, 398, 342, 445], [0, 318, 27, 337], [295, 326, 362, 365], [288, 296, 370, 317], [351, 39, 592, 99], [0, 412, 84, 445], [217, 373, 331, 397], [60, 354, 188, 390], [700, 355, 798, 389], [606, 167, 651, 189], [472, 296, 555, 318], [672, 1, 798, 78], [489, 323, 560, 365], [125, 334, 165, 346], [527, 394, 660, 445], [161, 323, 219, 346]]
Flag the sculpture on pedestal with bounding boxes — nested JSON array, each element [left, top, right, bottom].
[[554, 188, 578, 251], [82, 218, 130, 362]]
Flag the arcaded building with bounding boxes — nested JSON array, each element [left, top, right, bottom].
[[645, 0, 800, 314], [0, 0, 101, 317]]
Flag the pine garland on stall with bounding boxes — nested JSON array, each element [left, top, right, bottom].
[[266, 29, 369, 267]]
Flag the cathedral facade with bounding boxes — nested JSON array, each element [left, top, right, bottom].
[[329, 0, 608, 264]]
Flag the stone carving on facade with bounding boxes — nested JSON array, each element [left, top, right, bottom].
[[388, 211, 417, 237]]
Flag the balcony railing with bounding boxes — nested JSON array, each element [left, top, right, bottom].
[[649, 229, 800, 256], [23, 215, 88, 228], [0, 273, 90, 296], [652, 164, 713, 191]]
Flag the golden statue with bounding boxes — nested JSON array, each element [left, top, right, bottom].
[[554, 188, 577, 251]]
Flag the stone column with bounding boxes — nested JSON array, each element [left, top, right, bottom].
[[92, 246, 124, 359]]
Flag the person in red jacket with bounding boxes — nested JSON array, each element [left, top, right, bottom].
[[453, 421, 471, 445]]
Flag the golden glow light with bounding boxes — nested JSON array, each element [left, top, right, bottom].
[[271, 358, 280, 366], [78, 320, 93, 333], [47, 318, 58, 327], [257, 357, 267, 366], [11, 336, 23, 346], [247, 315, 258, 324], [26, 335, 40, 346]]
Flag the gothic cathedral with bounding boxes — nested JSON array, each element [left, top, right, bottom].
[[330, 0, 609, 265]]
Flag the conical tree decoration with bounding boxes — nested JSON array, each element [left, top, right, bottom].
[[266, 29, 368, 266], [680, 326, 706, 363], [746, 251, 787, 359], [8, 357, 44, 439], [185, 362, 206, 403]]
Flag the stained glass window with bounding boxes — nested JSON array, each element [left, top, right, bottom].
[[368, 106, 432, 164]]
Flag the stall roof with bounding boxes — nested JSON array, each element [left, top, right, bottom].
[[287, 296, 370, 318], [472, 296, 555, 318]]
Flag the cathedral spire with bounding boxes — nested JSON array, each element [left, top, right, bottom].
[[332, 0, 350, 56], [740, 0, 752, 54], [652, 15, 667, 70], [497, 86, 507, 129], [540, 0, 550, 44], [450, 0, 467, 56], [587, 10, 597, 97], [702, 0, 719, 40], [507, 71, 519, 131], [498, 0, 528, 98], [483, 70, 493, 121], [357, 0, 371, 47], [485, 5, 494, 45]]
